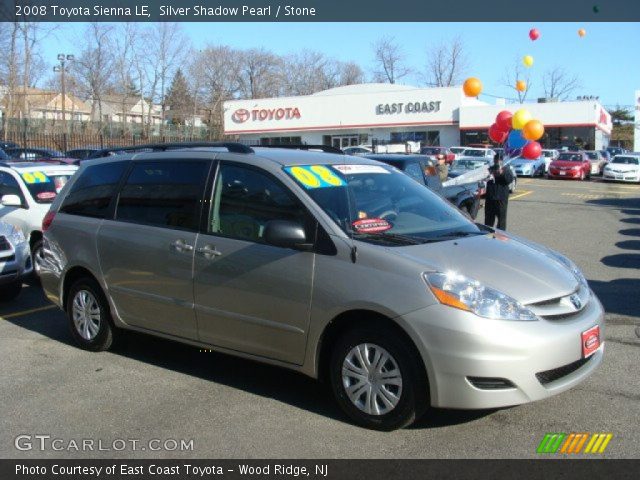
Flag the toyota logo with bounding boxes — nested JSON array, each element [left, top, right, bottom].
[[232, 109, 250, 123], [570, 294, 582, 310]]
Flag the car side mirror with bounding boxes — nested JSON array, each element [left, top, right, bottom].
[[263, 220, 312, 251], [1, 194, 23, 208]]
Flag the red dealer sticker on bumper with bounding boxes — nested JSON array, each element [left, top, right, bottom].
[[581, 325, 600, 358]]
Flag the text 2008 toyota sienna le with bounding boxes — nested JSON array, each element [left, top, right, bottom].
[[40, 145, 604, 430]]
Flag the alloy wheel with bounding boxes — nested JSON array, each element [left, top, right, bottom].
[[72, 290, 101, 341], [342, 343, 403, 416]]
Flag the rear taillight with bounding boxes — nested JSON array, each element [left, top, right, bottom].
[[42, 210, 56, 232]]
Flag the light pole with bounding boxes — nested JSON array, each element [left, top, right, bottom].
[[53, 53, 74, 137]]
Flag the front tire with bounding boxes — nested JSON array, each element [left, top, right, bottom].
[[66, 277, 115, 351], [329, 324, 428, 431]]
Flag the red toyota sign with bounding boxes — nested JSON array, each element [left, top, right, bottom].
[[232, 107, 301, 123]]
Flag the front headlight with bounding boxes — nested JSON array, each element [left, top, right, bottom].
[[424, 272, 537, 321]]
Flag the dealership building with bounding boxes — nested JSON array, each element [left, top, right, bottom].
[[224, 83, 612, 150]]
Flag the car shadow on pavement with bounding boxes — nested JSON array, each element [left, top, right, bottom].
[[589, 278, 640, 318], [5, 288, 490, 430]]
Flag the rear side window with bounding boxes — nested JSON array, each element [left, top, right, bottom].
[[115, 161, 208, 231], [60, 162, 128, 218]]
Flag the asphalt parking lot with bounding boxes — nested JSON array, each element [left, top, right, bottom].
[[1, 177, 639, 459]]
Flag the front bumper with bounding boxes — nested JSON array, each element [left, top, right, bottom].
[[0, 242, 32, 285], [549, 169, 582, 179], [399, 293, 605, 409], [603, 171, 640, 182]]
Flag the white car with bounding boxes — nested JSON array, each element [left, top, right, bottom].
[[541, 149, 559, 173], [0, 220, 32, 301], [342, 146, 372, 156], [602, 155, 640, 183], [449, 146, 467, 160], [0, 162, 78, 276], [459, 148, 496, 160]]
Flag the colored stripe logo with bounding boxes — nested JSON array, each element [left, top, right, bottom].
[[537, 433, 613, 454]]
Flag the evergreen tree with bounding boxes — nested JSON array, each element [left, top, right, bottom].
[[165, 69, 194, 125]]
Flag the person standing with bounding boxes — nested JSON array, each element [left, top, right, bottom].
[[484, 154, 514, 230], [435, 154, 449, 182]]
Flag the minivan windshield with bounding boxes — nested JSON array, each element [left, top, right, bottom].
[[285, 163, 482, 246]]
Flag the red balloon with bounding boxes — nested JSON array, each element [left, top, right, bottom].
[[529, 28, 540, 41], [522, 141, 542, 159], [489, 123, 508, 143], [495, 111, 513, 132]]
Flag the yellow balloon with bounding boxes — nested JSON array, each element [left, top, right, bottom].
[[512, 109, 533, 130], [523, 55, 534, 68]]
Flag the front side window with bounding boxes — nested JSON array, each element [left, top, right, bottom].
[[286, 163, 480, 246], [61, 162, 127, 216], [115, 161, 208, 230], [209, 163, 309, 243], [0, 171, 25, 205], [403, 162, 425, 184]]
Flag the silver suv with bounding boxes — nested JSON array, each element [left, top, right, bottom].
[[41, 144, 604, 430]]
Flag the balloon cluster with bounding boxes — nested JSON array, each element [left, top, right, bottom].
[[488, 109, 544, 159]]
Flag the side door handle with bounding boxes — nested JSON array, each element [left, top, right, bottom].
[[196, 244, 222, 259], [170, 239, 194, 253]]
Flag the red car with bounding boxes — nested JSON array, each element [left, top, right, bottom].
[[548, 152, 591, 180], [420, 146, 455, 165]]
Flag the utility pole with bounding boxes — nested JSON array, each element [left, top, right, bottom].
[[53, 53, 74, 137]]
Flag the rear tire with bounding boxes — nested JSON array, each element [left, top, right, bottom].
[[31, 239, 44, 279], [329, 324, 428, 431], [66, 277, 115, 351], [0, 281, 22, 302]]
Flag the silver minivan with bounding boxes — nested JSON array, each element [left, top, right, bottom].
[[41, 145, 604, 430]]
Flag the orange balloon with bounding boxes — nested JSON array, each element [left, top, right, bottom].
[[516, 80, 527, 92], [523, 119, 545, 141], [463, 77, 483, 97], [578, 28, 586, 37]]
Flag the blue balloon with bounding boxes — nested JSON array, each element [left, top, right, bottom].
[[507, 129, 528, 149]]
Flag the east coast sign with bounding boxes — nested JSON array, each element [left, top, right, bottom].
[[376, 101, 442, 115]]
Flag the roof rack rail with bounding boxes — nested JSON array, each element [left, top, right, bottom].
[[87, 141, 255, 159], [256, 144, 344, 155]]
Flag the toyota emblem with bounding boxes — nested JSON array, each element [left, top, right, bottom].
[[232, 109, 250, 123]]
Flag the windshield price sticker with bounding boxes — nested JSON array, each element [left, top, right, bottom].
[[285, 165, 346, 189], [332, 164, 390, 175], [352, 218, 392, 233], [21, 171, 50, 184]]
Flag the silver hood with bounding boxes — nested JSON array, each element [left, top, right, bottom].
[[392, 233, 579, 305]]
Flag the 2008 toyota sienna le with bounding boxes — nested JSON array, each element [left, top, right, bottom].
[[40, 144, 604, 430]]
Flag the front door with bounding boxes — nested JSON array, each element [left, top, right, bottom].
[[193, 162, 315, 364], [98, 159, 211, 340]]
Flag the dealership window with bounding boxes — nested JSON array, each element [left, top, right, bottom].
[[260, 137, 302, 145], [389, 131, 440, 145]]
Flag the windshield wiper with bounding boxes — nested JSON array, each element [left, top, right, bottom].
[[419, 231, 484, 243], [352, 231, 423, 245]]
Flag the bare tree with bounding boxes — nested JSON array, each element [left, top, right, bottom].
[[424, 37, 468, 87], [71, 23, 115, 129], [238, 48, 283, 99], [338, 61, 365, 86], [543, 66, 582, 101], [110, 23, 139, 132], [502, 57, 532, 104], [372, 36, 411, 84]]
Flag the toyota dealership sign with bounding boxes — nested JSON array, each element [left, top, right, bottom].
[[231, 107, 301, 123]]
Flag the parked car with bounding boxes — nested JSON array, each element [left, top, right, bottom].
[[584, 151, 607, 176], [459, 148, 496, 159], [65, 148, 104, 161], [0, 162, 78, 276], [448, 146, 467, 160], [541, 149, 560, 173], [606, 147, 627, 158], [4, 147, 78, 165], [602, 155, 640, 183], [420, 146, 455, 164], [364, 154, 481, 218], [548, 152, 591, 180], [0, 221, 32, 301], [40, 143, 604, 431], [506, 156, 546, 177], [0, 142, 19, 150], [342, 146, 372, 156]]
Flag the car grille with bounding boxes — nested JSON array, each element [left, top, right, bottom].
[[536, 356, 592, 385], [527, 285, 590, 320], [0, 236, 11, 252]]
